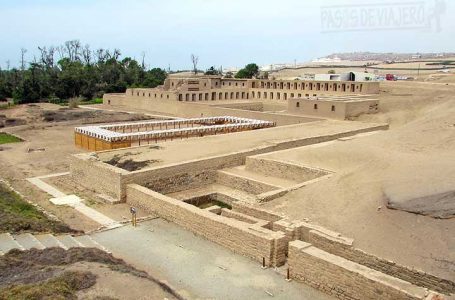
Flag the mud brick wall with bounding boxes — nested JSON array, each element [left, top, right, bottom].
[[220, 208, 265, 224], [103, 95, 318, 126], [212, 102, 264, 111], [70, 154, 125, 200], [144, 170, 216, 194], [307, 229, 455, 294], [216, 170, 278, 195], [245, 156, 329, 182], [122, 151, 250, 199], [126, 184, 287, 267], [288, 241, 435, 300], [231, 202, 283, 222]]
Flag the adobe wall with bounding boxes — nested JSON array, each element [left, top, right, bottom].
[[71, 122, 389, 201], [144, 170, 216, 195], [216, 170, 279, 195], [122, 151, 249, 200], [288, 241, 436, 300], [103, 95, 318, 126], [126, 184, 288, 267], [69, 154, 126, 200], [306, 229, 455, 294], [211, 101, 264, 111], [245, 156, 330, 182], [345, 100, 379, 118], [287, 98, 348, 120], [277, 218, 455, 294]]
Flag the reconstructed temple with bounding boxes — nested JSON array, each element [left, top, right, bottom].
[[74, 116, 275, 151], [104, 76, 380, 105]]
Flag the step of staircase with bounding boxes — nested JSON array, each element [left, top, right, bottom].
[[56, 234, 84, 249], [13, 233, 45, 250], [1, 232, 111, 255], [73, 235, 110, 253], [0, 233, 25, 253], [35, 233, 68, 249]]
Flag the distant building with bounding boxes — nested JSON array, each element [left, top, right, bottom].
[[312, 56, 342, 63], [314, 72, 376, 82], [288, 95, 379, 120], [104, 75, 380, 106]]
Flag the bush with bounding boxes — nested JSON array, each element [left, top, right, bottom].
[[68, 97, 80, 109]]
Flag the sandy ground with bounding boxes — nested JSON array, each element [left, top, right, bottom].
[[70, 261, 177, 300], [1, 76, 454, 288], [93, 119, 386, 170], [258, 80, 455, 280], [0, 104, 156, 232]]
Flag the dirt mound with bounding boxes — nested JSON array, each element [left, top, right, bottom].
[[0, 247, 182, 300], [0, 270, 96, 300], [0, 247, 146, 287], [383, 161, 455, 219], [0, 114, 27, 128], [0, 247, 137, 300]]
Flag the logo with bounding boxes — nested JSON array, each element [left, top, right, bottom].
[[320, 0, 446, 33]]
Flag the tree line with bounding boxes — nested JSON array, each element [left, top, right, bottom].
[[0, 40, 167, 103]]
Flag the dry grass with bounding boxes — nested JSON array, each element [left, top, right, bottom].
[[0, 270, 96, 300], [0, 183, 75, 234], [0, 247, 181, 300]]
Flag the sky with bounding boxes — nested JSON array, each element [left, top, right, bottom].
[[0, 0, 453, 70]]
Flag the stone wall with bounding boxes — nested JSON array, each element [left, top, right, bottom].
[[288, 240, 438, 300], [126, 184, 287, 267]]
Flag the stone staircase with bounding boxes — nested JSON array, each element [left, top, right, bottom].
[[0, 232, 109, 255]]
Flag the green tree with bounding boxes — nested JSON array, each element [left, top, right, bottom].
[[204, 66, 220, 76], [0, 41, 168, 104], [235, 63, 259, 79]]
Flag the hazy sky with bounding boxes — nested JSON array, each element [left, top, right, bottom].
[[0, 0, 453, 70]]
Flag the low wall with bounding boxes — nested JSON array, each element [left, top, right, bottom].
[[70, 154, 125, 200], [288, 241, 436, 300], [245, 156, 330, 182], [123, 151, 249, 200], [145, 170, 217, 194], [103, 95, 319, 126], [120, 123, 388, 200], [212, 102, 264, 111], [307, 229, 455, 294], [216, 170, 278, 195], [71, 121, 388, 201], [126, 184, 287, 266]]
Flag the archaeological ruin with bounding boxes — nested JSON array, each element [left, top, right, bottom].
[[67, 76, 454, 300], [74, 116, 275, 151]]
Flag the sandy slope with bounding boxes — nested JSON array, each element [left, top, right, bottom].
[[260, 80, 455, 280]]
